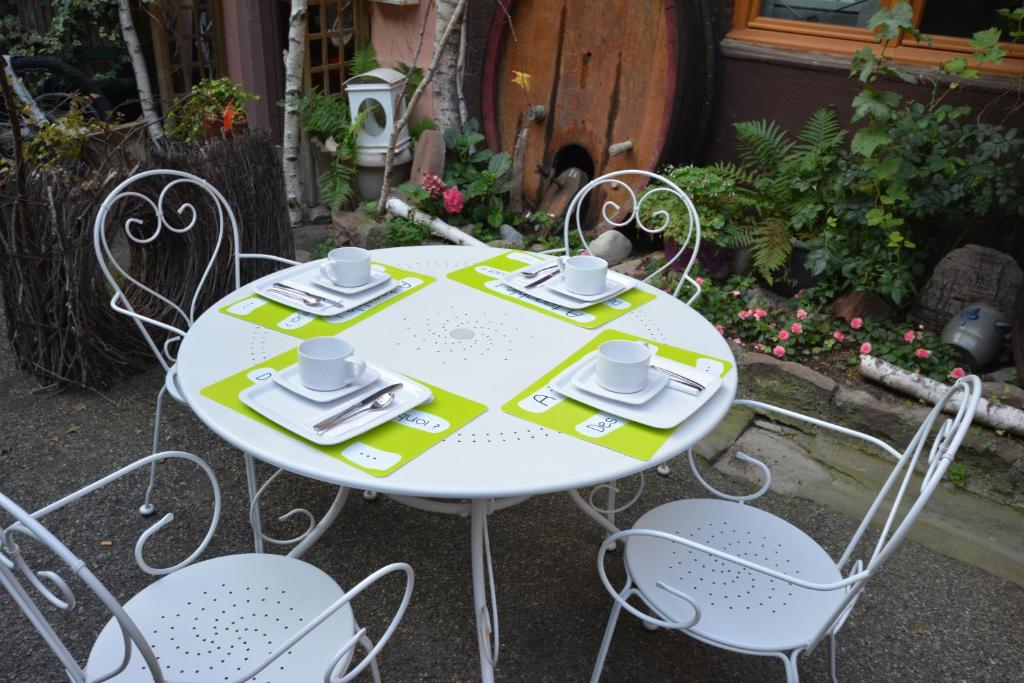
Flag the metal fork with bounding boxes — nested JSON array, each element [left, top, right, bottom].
[[266, 286, 321, 307]]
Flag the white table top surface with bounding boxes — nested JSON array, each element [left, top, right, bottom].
[[176, 245, 737, 498]]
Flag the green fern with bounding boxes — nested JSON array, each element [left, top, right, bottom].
[[750, 217, 791, 283], [349, 44, 379, 77], [734, 120, 794, 175], [794, 107, 844, 157]]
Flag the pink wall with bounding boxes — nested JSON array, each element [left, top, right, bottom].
[[369, 1, 436, 123]]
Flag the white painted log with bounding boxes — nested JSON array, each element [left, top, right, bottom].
[[282, 0, 307, 227], [117, 0, 163, 142], [608, 140, 633, 156], [859, 355, 1024, 438], [385, 196, 486, 247]]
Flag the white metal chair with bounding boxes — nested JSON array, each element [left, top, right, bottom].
[[93, 170, 348, 557], [0, 450, 414, 682], [561, 170, 703, 530], [590, 375, 982, 682]]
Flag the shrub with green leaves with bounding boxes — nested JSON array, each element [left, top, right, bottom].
[[166, 78, 258, 143]]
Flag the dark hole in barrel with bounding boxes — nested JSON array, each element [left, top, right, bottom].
[[553, 144, 595, 220]]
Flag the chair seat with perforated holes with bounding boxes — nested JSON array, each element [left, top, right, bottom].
[[625, 499, 846, 653], [85, 553, 356, 682]]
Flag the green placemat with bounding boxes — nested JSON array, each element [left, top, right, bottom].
[[219, 262, 435, 339], [446, 251, 657, 329], [502, 329, 733, 461], [201, 349, 487, 477]]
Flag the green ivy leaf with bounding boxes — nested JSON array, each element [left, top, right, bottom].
[[851, 128, 890, 157]]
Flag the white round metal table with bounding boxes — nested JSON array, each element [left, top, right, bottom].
[[176, 245, 737, 681]]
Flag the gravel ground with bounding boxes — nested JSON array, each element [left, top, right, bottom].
[[1, 306, 1023, 682]]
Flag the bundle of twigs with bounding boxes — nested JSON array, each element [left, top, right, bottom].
[[0, 130, 293, 390], [0, 168, 152, 389]]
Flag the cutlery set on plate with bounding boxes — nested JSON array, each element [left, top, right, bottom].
[[502, 256, 637, 309]]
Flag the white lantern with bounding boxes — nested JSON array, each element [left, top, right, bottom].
[[344, 67, 412, 167]]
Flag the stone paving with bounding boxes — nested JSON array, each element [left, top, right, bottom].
[[1, 306, 1023, 682]]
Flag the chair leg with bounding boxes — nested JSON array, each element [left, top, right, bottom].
[[782, 649, 802, 683], [362, 490, 378, 500], [139, 385, 168, 516], [829, 633, 839, 683], [656, 463, 671, 476], [591, 585, 631, 683], [244, 452, 265, 553], [358, 633, 382, 683]]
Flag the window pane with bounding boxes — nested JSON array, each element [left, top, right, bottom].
[[919, 0, 1009, 39], [760, 0, 881, 28]]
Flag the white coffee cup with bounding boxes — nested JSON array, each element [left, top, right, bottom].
[[558, 255, 608, 296], [297, 337, 367, 391], [321, 247, 372, 287], [595, 340, 652, 393]]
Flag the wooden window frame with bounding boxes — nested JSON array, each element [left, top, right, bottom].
[[303, 0, 370, 96], [728, 0, 1024, 76]]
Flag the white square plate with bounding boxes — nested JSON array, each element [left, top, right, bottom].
[[253, 261, 399, 316], [240, 368, 432, 445], [569, 352, 669, 405], [272, 363, 381, 403], [550, 354, 722, 429], [545, 274, 627, 302], [311, 266, 393, 295], [500, 265, 636, 309]]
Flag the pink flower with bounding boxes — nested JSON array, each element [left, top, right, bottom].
[[950, 367, 965, 379], [903, 330, 915, 343], [915, 348, 931, 359], [850, 317, 863, 330], [738, 310, 751, 320], [778, 330, 790, 341], [754, 343, 765, 351], [859, 342, 872, 355], [790, 322, 803, 335], [715, 325, 724, 335], [796, 309, 808, 320], [695, 277, 704, 286], [732, 338, 743, 346], [833, 330, 845, 341], [754, 308, 767, 320], [443, 186, 464, 213], [730, 290, 741, 297], [422, 171, 445, 198], [773, 345, 786, 358]]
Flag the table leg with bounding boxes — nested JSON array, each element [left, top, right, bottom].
[[471, 498, 499, 683], [287, 485, 349, 558], [244, 452, 265, 553], [567, 489, 621, 536]]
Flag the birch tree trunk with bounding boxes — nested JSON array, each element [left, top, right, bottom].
[[432, 0, 463, 133], [283, 0, 308, 227], [117, 0, 163, 143], [376, 0, 468, 214]]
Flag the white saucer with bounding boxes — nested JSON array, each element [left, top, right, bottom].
[[549, 354, 722, 429], [545, 274, 627, 302], [252, 261, 401, 316], [500, 265, 637, 309], [273, 364, 381, 403], [569, 354, 669, 405], [313, 266, 392, 295], [240, 368, 432, 446]]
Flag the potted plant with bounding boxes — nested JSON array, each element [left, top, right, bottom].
[[165, 77, 258, 143]]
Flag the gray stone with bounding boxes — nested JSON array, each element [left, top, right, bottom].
[[498, 224, 525, 248], [913, 244, 1023, 329], [983, 381, 1024, 410], [983, 366, 1019, 383], [611, 257, 646, 280], [714, 427, 832, 497], [587, 229, 632, 266], [693, 407, 752, 460], [332, 208, 387, 249], [486, 240, 517, 249], [832, 290, 892, 322], [294, 249, 312, 263], [736, 347, 837, 414], [305, 204, 332, 224]]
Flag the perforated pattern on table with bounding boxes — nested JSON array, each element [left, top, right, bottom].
[[86, 554, 355, 682], [391, 305, 540, 366], [625, 499, 845, 652]]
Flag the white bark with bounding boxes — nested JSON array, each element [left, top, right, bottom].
[[385, 197, 485, 246], [376, 0, 468, 214], [859, 355, 1024, 438], [283, 0, 308, 227], [117, 0, 163, 142], [432, 0, 463, 134]]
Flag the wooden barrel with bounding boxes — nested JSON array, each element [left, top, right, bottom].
[[482, 0, 706, 225]]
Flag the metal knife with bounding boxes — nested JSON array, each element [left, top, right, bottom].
[[313, 382, 403, 433], [524, 270, 560, 289]]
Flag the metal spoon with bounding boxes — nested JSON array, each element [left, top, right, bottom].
[[313, 384, 401, 434], [519, 262, 559, 279]]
